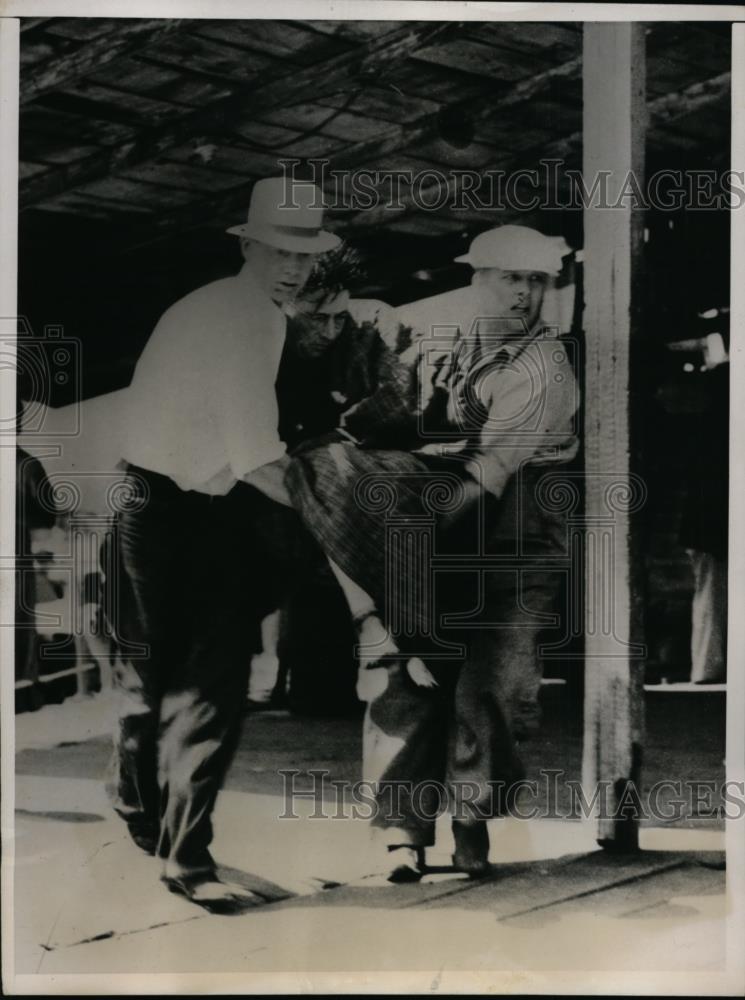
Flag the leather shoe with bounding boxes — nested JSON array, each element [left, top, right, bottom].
[[452, 819, 491, 878], [161, 871, 264, 914]]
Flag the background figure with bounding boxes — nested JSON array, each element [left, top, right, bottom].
[[73, 564, 114, 698], [687, 546, 726, 683], [671, 315, 729, 682], [15, 447, 58, 712], [246, 610, 284, 710]]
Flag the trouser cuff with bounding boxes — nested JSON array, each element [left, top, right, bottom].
[[373, 824, 435, 849]]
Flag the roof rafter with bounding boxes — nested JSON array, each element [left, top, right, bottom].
[[21, 19, 187, 106], [337, 69, 731, 232], [112, 52, 585, 253], [20, 18, 51, 32], [119, 41, 724, 251], [325, 53, 583, 173], [20, 20, 454, 209]]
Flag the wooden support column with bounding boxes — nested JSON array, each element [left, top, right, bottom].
[[581, 23, 647, 850]]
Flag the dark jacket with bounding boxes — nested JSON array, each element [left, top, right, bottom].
[[276, 311, 417, 452]]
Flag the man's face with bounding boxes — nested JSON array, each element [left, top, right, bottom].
[[473, 267, 548, 330], [293, 289, 350, 358], [242, 239, 315, 304]]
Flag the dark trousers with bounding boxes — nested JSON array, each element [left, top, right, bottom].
[[106, 465, 312, 872]]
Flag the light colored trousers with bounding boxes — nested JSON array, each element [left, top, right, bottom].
[[361, 574, 560, 846], [688, 550, 727, 683]]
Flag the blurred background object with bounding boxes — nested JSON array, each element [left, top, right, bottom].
[[670, 308, 729, 683]]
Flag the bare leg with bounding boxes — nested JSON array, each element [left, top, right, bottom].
[[326, 557, 377, 622], [326, 557, 437, 690], [248, 610, 281, 704], [326, 557, 396, 662]]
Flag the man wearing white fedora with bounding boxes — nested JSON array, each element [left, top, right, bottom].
[[107, 177, 338, 912]]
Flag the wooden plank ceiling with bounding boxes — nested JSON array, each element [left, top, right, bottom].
[[19, 18, 731, 246]]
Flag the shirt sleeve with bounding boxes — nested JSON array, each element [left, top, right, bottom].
[[212, 312, 287, 481], [463, 342, 580, 498]]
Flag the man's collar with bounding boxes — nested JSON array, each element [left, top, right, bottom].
[[236, 262, 282, 313]]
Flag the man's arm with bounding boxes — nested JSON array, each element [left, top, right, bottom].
[[18, 450, 57, 531], [463, 343, 580, 499], [214, 314, 287, 484], [339, 331, 417, 444], [243, 455, 293, 506]]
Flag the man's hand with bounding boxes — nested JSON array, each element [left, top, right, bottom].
[[666, 332, 728, 371]]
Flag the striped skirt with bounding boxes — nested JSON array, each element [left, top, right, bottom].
[[285, 442, 471, 646]]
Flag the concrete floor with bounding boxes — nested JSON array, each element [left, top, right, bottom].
[[6, 689, 741, 994]]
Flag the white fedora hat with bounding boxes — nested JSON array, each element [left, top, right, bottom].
[[227, 176, 340, 254], [454, 225, 570, 275]]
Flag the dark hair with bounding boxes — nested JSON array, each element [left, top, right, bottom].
[[303, 244, 366, 297]]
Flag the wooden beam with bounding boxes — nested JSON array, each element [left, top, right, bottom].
[[38, 29, 727, 247], [581, 22, 647, 851], [20, 18, 50, 32], [316, 54, 582, 176], [526, 69, 731, 165], [649, 69, 731, 127], [111, 51, 584, 253], [335, 67, 729, 233], [113, 58, 728, 253], [21, 19, 186, 106], [20, 21, 453, 208]]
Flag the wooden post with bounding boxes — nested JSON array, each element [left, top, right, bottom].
[[581, 23, 647, 850]]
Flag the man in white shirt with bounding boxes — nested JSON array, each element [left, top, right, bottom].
[[107, 177, 338, 912]]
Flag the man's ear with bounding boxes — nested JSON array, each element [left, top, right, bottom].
[[239, 238, 251, 262]]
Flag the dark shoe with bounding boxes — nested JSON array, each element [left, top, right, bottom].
[[452, 819, 491, 878], [126, 821, 158, 856], [245, 697, 279, 713], [161, 871, 264, 914]]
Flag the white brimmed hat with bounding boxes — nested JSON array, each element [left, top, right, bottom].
[[226, 176, 340, 254], [455, 225, 570, 275]]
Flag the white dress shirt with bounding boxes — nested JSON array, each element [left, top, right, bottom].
[[122, 264, 287, 495]]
